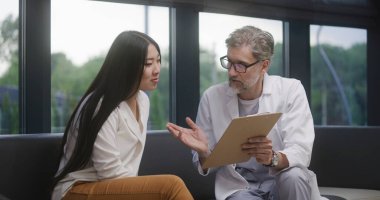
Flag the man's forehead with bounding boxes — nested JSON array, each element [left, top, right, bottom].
[[227, 46, 256, 60]]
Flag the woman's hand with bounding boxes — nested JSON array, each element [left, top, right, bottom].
[[166, 117, 209, 158]]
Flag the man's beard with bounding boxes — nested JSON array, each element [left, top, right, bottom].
[[228, 74, 260, 94]]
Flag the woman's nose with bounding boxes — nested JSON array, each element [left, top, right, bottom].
[[154, 62, 160, 74]]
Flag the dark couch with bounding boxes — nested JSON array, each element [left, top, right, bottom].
[[0, 127, 379, 200]]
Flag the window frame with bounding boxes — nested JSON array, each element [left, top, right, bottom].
[[18, 0, 380, 134]]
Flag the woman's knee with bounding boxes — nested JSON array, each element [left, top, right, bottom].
[[163, 174, 184, 183], [160, 175, 187, 189], [156, 175, 193, 200]]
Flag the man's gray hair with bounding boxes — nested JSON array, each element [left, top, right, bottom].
[[225, 26, 274, 61]]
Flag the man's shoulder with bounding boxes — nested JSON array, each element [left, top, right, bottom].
[[268, 74, 299, 83], [204, 82, 229, 94], [201, 82, 231, 101], [267, 75, 301, 88], [263, 74, 304, 97]]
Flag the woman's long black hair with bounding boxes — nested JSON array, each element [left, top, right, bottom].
[[51, 31, 160, 189]]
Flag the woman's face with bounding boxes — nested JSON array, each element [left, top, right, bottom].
[[139, 44, 161, 91]]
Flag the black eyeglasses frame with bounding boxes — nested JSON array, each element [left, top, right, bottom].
[[219, 55, 262, 73]]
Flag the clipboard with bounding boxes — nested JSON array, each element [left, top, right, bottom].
[[202, 112, 282, 169]]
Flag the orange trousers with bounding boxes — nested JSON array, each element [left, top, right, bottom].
[[63, 175, 194, 200]]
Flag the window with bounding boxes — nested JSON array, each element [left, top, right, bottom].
[[0, 0, 19, 134], [199, 12, 283, 94], [51, 0, 169, 132], [310, 25, 367, 125]]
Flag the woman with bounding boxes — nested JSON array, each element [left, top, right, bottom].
[[51, 31, 193, 200]]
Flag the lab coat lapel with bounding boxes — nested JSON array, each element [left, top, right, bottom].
[[258, 73, 273, 113], [226, 86, 239, 119]]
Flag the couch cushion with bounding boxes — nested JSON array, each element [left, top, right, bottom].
[[1, 127, 379, 200], [0, 133, 62, 200], [310, 126, 380, 190], [139, 131, 216, 200], [320, 187, 380, 200]]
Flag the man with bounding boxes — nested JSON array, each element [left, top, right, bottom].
[[167, 26, 324, 200]]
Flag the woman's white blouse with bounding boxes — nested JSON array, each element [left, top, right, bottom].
[[52, 91, 149, 200]]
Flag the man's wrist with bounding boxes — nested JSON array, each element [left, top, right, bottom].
[[198, 149, 211, 158], [264, 150, 279, 167]]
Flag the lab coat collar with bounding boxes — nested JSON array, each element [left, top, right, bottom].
[[225, 73, 272, 119], [262, 73, 272, 95]]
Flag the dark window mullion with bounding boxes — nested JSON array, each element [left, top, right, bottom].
[[19, 0, 51, 134], [287, 20, 311, 101], [367, 26, 380, 125], [170, 6, 200, 127]]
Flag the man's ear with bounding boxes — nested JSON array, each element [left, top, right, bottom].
[[261, 60, 270, 73]]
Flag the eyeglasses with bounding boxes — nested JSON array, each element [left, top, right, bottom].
[[220, 55, 262, 73]]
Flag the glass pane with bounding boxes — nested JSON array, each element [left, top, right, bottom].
[[199, 12, 283, 94], [51, 0, 169, 132], [310, 25, 367, 125], [0, 0, 19, 134]]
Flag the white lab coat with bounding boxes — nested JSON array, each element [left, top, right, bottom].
[[194, 74, 322, 200], [52, 91, 149, 200]]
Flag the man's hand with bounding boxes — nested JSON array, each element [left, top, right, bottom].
[[166, 117, 210, 158], [241, 136, 273, 165]]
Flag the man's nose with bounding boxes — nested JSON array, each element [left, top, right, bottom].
[[228, 65, 238, 76]]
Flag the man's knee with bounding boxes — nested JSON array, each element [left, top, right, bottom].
[[275, 167, 312, 199], [276, 167, 308, 186]]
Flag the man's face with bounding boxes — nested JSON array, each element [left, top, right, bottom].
[[227, 45, 264, 95]]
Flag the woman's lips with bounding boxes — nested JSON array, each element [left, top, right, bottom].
[[151, 78, 159, 83]]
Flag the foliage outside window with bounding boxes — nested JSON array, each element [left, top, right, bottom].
[[51, 0, 169, 132], [0, 1, 19, 134], [310, 25, 367, 125], [199, 12, 283, 95]]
